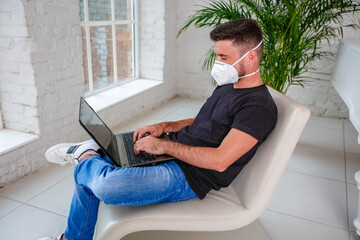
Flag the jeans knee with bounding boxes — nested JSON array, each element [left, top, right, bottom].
[[90, 176, 126, 202], [90, 182, 107, 201]]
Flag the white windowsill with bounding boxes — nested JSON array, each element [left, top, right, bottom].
[[85, 78, 163, 112], [0, 129, 40, 156], [0, 79, 160, 155]]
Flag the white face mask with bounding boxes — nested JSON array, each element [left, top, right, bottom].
[[211, 40, 263, 86]]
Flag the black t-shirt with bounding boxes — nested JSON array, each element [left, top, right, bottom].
[[169, 84, 277, 199]]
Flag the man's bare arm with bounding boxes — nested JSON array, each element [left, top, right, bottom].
[[133, 118, 194, 142], [134, 128, 258, 172], [163, 118, 194, 133]]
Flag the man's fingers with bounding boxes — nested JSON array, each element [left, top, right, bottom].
[[133, 130, 139, 142], [133, 124, 160, 142], [134, 131, 140, 142], [134, 141, 141, 154], [133, 129, 145, 142], [133, 124, 163, 142], [138, 130, 147, 140], [134, 145, 140, 154]]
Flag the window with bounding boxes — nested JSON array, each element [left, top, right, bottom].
[[80, 0, 138, 94]]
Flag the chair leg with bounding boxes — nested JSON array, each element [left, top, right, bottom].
[[121, 219, 271, 240]]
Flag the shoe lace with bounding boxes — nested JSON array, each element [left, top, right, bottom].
[[56, 149, 78, 166]]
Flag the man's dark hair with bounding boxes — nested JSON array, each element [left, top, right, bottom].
[[210, 18, 263, 60]]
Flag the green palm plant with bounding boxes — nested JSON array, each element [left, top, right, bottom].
[[177, 0, 360, 94]]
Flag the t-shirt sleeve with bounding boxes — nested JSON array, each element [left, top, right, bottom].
[[231, 105, 275, 141]]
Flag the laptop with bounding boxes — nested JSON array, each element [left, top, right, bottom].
[[79, 97, 175, 167]]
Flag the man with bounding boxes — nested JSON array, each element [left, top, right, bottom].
[[40, 18, 277, 240]]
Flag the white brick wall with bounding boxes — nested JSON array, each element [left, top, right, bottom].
[[175, 0, 217, 99], [0, 0, 85, 186], [139, 0, 165, 80], [0, 0, 179, 186], [0, 0, 39, 134], [287, 17, 360, 118]]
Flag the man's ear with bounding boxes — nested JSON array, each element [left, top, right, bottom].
[[248, 50, 258, 65]]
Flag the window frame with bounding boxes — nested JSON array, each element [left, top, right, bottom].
[[80, 0, 139, 95]]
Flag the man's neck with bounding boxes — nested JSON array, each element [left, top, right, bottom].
[[233, 72, 263, 89]]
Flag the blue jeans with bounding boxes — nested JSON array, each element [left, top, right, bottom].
[[64, 155, 197, 240]]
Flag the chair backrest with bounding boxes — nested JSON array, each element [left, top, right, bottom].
[[231, 87, 310, 209]]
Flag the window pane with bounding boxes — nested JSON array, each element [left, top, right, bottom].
[[81, 27, 90, 92], [116, 24, 133, 80], [115, 0, 132, 20], [88, 0, 111, 21], [79, 0, 85, 22], [90, 26, 114, 90]]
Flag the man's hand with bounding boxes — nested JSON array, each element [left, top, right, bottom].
[[133, 123, 165, 142], [133, 118, 195, 143], [134, 135, 167, 155]]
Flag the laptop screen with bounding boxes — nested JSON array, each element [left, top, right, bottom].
[[79, 97, 121, 166]]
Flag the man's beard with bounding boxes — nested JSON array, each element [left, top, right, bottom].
[[237, 62, 246, 78]]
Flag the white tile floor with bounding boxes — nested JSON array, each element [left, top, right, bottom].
[[0, 97, 359, 240]]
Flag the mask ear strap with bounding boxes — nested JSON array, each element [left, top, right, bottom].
[[253, 40, 263, 51], [231, 40, 263, 67], [238, 68, 260, 79], [231, 50, 250, 66]]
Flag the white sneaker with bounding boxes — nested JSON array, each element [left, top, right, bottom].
[[45, 140, 100, 166], [37, 233, 63, 240]]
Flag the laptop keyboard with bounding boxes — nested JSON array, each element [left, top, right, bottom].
[[122, 132, 156, 166]]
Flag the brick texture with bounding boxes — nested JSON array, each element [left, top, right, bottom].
[[0, 0, 38, 134], [0, 0, 178, 186], [0, 0, 86, 186]]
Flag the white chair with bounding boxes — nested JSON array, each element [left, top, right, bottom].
[[94, 87, 311, 240]]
